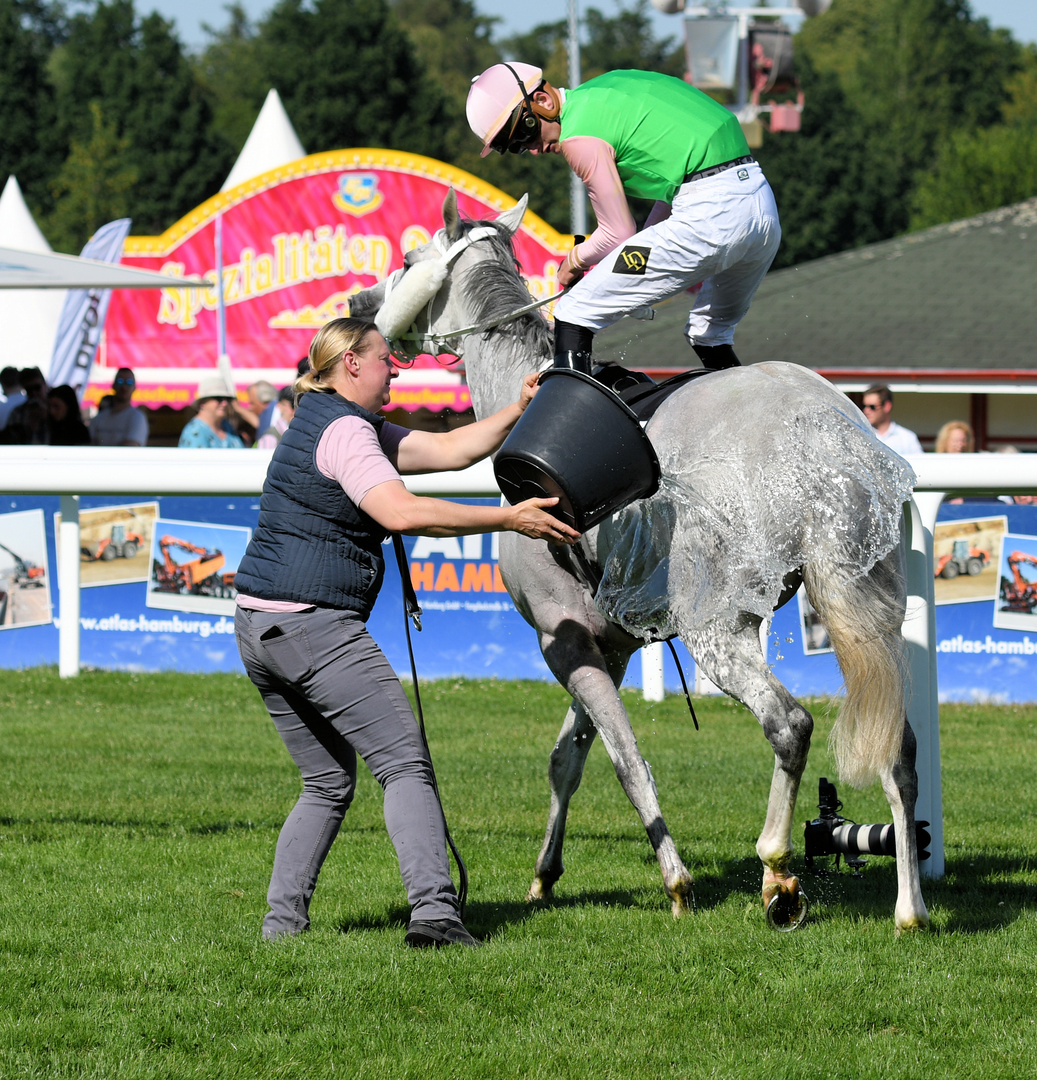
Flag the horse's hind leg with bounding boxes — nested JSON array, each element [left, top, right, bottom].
[[533, 629, 694, 917], [879, 720, 930, 933], [688, 617, 814, 929]]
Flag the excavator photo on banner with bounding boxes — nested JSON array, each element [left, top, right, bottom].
[[152, 535, 236, 599]]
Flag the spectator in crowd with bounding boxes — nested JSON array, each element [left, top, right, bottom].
[[0, 368, 49, 444], [47, 385, 91, 445], [0, 366, 24, 429], [89, 368, 149, 447], [934, 420, 975, 453], [861, 384, 923, 456], [249, 380, 278, 441], [178, 375, 245, 448], [255, 386, 295, 449]]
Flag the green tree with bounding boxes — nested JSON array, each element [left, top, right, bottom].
[[581, 0, 684, 80], [47, 101, 137, 251], [909, 46, 1037, 227], [795, 0, 1021, 241], [48, 0, 232, 244], [194, 3, 268, 156], [249, 0, 453, 160], [389, 0, 499, 109], [0, 0, 66, 223]]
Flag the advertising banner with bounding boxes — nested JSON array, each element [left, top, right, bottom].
[[49, 218, 133, 400], [97, 150, 571, 412], [3, 497, 1036, 704]]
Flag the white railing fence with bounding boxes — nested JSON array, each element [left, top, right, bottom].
[[4, 446, 1037, 882]]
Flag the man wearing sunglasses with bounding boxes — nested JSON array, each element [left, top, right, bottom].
[[861, 384, 923, 456], [89, 367, 149, 447], [466, 63, 781, 375]]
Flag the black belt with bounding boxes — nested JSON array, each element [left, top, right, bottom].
[[684, 156, 755, 184]]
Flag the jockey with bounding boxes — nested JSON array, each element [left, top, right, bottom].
[[466, 63, 782, 374]]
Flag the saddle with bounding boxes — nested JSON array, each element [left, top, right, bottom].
[[590, 361, 714, 423]]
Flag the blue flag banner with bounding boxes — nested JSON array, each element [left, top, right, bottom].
[[48, 218, 133, 400]]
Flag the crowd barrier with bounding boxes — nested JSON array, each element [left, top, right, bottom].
[[3, 445, 1037, 880]]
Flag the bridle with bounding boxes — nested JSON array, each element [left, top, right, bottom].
[[381, 224, 563, 363]]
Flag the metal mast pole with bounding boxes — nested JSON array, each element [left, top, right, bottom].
[[567, 0, 588, 236]]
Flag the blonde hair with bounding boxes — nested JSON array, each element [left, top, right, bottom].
[[295, 318, 379, 396], [935, 420, 975, 453]]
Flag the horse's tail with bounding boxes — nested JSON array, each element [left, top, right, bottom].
[[802, 545, 908, 788]]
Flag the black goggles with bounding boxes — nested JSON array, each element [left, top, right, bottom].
[[489, 104, 541, 155]]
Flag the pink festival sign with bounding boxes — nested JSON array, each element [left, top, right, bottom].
[[97, 149, 571, 412]]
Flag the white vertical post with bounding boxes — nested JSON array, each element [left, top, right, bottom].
[[58, 494, 81, 678], [641, 641, 665, 702], [902, 497, 944, 878]]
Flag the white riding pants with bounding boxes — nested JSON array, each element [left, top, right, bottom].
[[553, 161, 781, 348]]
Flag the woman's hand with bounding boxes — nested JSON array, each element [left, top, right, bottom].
[[516, 371, 541, 413], [506, 497, 582, 545]]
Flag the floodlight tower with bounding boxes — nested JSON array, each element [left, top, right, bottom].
[[651, 0, 832, 138]]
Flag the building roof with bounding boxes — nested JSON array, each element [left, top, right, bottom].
[[595, 196, 1037, 376]]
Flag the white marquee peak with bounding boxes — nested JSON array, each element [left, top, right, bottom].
[[220, 89, 307, 193]]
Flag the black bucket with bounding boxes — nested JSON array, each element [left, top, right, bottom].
[[493, 368, 660, 532]]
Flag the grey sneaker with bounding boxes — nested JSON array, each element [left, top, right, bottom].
[[404, 919, 482, 949]]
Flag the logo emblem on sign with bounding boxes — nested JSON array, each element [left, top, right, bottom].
[[613, 245, 651, 275], [333, 173, 384, 216]]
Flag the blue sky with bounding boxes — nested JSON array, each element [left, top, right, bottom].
[[143, 1, 1037, 51]]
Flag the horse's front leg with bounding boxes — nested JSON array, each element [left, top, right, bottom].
[[689, 621, 813, 930], [527, 700, 597, 901], [539, 626, 694, 917]]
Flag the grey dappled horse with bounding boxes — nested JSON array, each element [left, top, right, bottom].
[[351, 191, 930, 933]]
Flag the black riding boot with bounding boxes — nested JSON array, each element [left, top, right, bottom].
[[693, 343, 741, 371], [553, 319, 595, 374]]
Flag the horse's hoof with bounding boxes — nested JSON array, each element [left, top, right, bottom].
[[668, 880, 695, 919], [894, 915, 930, 936], [526, 878, 553, 903], [764, 881, 809, 932]]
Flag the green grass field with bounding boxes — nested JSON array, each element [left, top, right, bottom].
[[2, 668, 1036, 1079]]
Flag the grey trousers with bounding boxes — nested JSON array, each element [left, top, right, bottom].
[[235, 605, 460, 939]]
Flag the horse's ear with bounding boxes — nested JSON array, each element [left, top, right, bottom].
[[496, 194, 528, 237], [348, 281, 387, 321], [443, 188, 463, 242]]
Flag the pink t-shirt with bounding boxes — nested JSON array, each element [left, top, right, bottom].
[[236, 416, 410, 611]]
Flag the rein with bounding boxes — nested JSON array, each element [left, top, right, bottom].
[[383, 225, 562, 361]]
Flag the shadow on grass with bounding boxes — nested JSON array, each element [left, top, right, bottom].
[[328, 852, 1037, 940]]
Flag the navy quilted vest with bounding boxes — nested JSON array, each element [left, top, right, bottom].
[[234, 390, 389, 617]]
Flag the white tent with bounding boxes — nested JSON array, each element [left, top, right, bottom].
[[221, 89, 307, 192], [0, 176, 67, 374], [0, 246, 211, 290]]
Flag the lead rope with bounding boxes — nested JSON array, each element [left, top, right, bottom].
[[391, 533, 469, 919]]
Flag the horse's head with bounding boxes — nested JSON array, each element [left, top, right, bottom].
[[349, 189, 536, 363]]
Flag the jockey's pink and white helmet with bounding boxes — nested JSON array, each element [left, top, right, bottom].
[[466, 62, 544, 157]]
